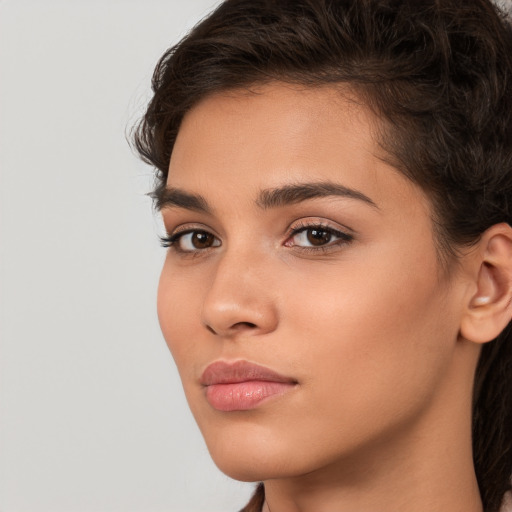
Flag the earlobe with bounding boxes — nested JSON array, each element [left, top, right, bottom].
[[460, 223, 512, 344]]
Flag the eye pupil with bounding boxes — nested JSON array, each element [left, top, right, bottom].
[[192, 231, 214, 249], [307, 228, 331, 246]]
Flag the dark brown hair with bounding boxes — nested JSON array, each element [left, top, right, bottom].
[[132, 1, 512, 510]]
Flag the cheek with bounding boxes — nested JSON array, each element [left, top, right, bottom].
[[283, 245, 456, 423], [157, 264, 202, 379]]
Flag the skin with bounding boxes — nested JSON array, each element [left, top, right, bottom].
[[157, 83, 491, 512]]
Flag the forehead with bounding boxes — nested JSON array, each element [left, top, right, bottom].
[[167, 82, 427, 215]]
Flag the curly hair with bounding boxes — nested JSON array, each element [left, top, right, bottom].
[[132, 1, 512, 510]]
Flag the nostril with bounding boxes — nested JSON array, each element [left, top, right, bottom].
[[233, 322, 257, 329], [205, 322, 256, 335]]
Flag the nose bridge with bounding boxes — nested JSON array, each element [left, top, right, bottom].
[[201, 243, 278, 337]]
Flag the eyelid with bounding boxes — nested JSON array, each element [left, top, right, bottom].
[[163, 221, 219, 238], [286, 217, 355, 237]]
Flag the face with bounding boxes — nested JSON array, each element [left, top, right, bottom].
[[157, 83, 466, 482]]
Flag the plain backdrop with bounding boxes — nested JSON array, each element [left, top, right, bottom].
[[0, 1, 254, 510]]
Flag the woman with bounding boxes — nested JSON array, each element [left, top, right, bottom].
[[132, 1, 512, 511]]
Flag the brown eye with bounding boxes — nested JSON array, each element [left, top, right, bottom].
[[306, 228, 332, 246], [190, 231, 216, 249], [168, 230, 221, 252], [286, 224, 353, 250]]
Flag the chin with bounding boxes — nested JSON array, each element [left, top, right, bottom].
[[210, 449, 300, 482], [199, 420, 324, 482], [213, 458, 271, 482], [199, 423, 280, 480]]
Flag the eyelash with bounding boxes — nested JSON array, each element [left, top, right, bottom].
[[286, 221, 354, 253], [160, 222, 354, 254], [159, 229, 218, 252]]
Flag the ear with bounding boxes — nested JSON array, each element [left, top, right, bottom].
[[460, 223, 512, 344]]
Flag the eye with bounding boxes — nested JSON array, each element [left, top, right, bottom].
[[161, 229, 221, 252], [285, 224, 353, 250]]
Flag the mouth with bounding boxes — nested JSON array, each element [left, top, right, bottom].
[[200, 360, 298, 412]]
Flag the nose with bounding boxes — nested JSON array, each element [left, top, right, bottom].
[[201, 249, 279, 338]]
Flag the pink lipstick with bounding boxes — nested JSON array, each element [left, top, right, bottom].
[[201, 360, 297, 412]]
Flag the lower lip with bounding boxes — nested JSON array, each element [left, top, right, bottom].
[[205, 380, 295, 412]]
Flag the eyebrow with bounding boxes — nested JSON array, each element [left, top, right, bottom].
[[155, 187, 211, 213], [256, 182, 378, 210], [156, 181, 378, 212]]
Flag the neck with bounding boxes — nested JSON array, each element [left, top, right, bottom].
[[261, 344, 483, 512], [262, 440, 481, 512]]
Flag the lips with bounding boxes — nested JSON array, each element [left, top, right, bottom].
[[200, 360, 297, 412]]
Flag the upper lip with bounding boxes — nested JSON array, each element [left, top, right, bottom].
[[200, 360, 297, 386]]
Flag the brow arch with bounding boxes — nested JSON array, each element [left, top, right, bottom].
[[155, 181, 378, 212], [256, 181, 378, 209]]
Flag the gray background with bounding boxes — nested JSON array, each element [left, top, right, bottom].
[[0, 1, 253, 510]]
